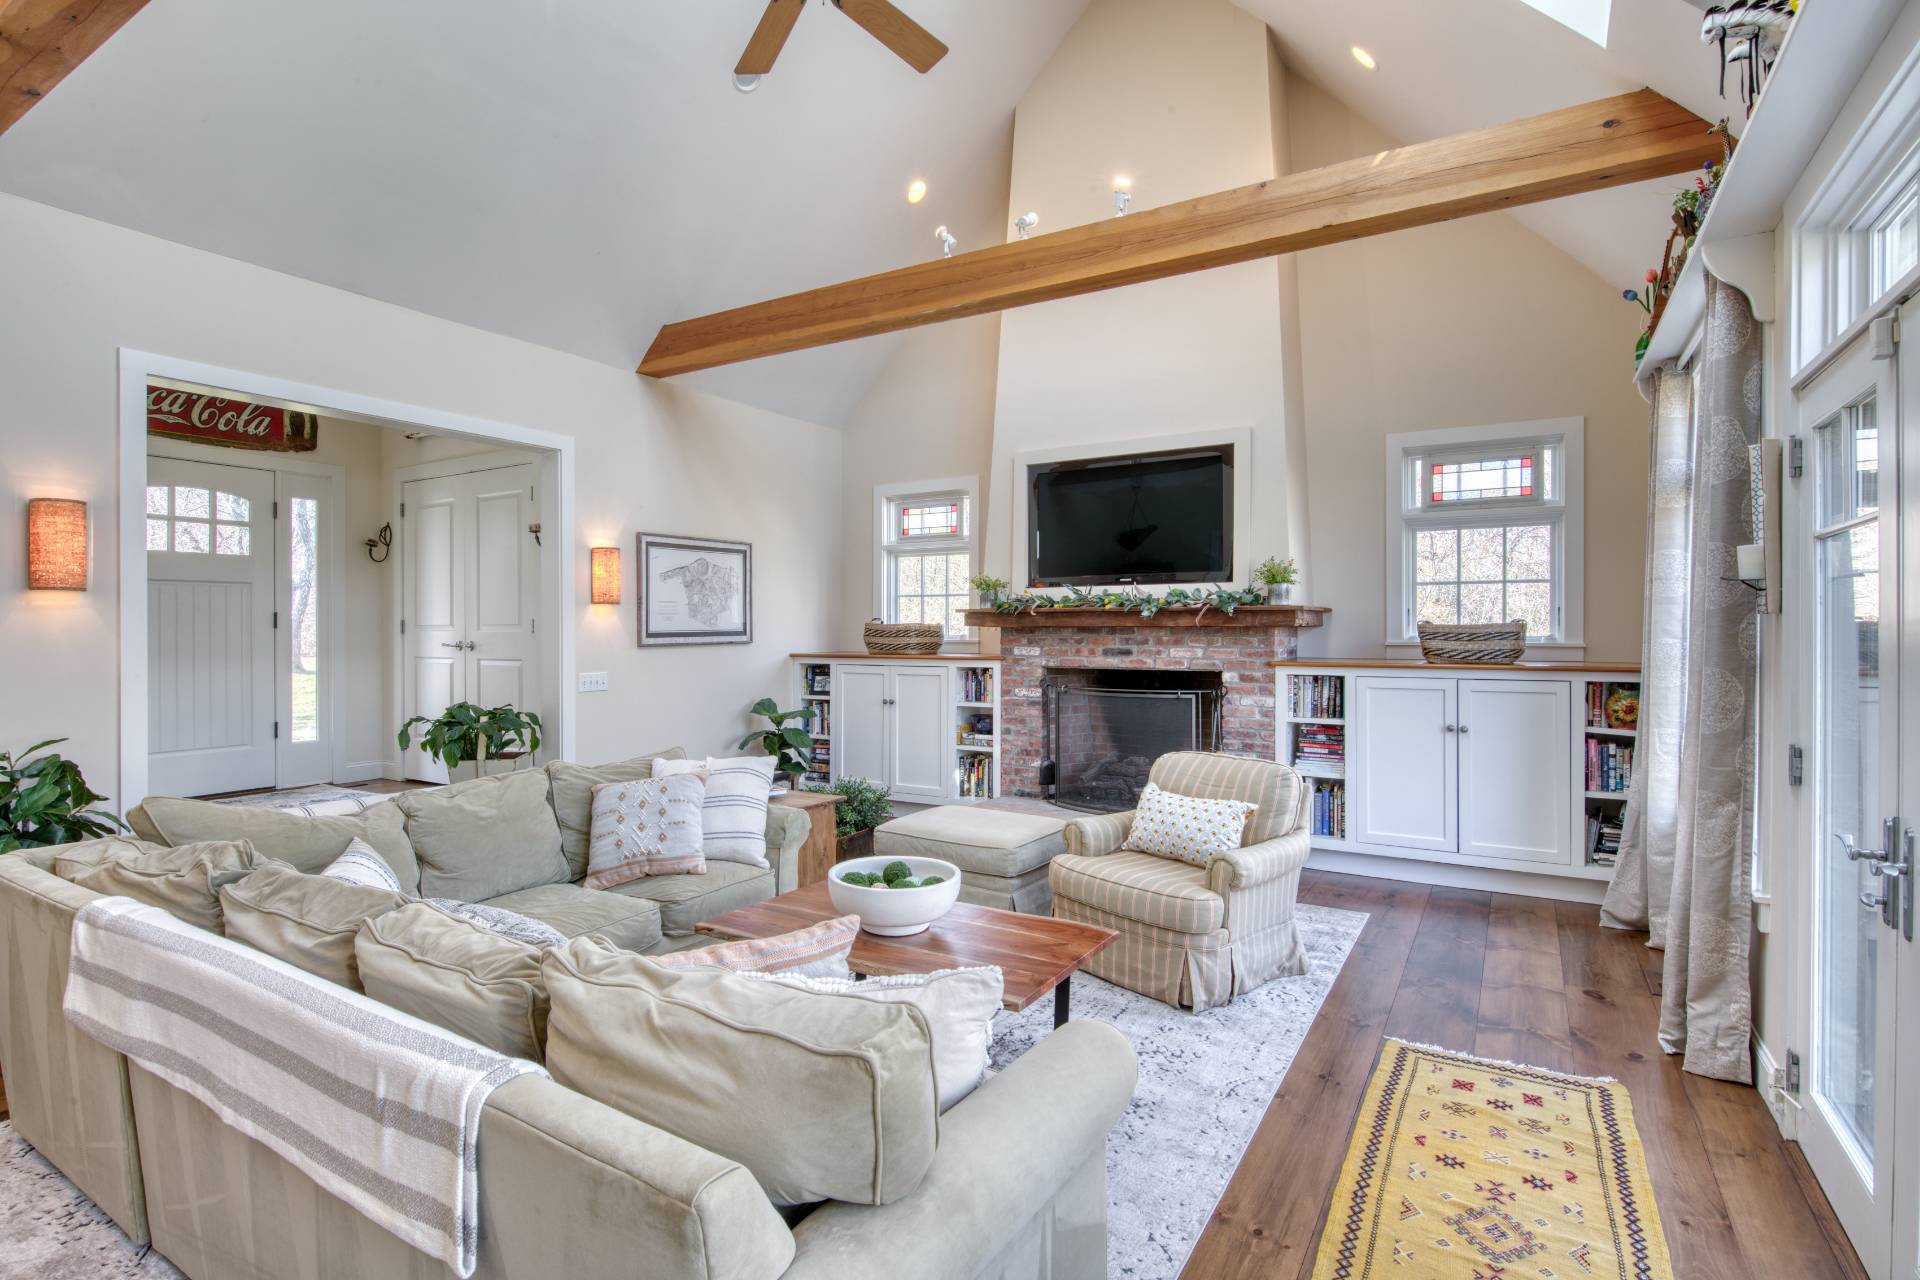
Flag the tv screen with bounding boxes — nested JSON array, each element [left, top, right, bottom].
[[1028, 446, 1232, 586]]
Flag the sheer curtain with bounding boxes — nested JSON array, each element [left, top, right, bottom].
[[1601, 275, 1763, 1083]]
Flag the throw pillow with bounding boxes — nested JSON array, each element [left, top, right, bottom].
[[321, 838, 405, 894], [126, 796, 420, 894], [648, 914, 859, 979], [356, 902, 550, 1061], [543, 939, 939, 1206], [55, 837, 259, 933], [652, 755, 773, 868], [583, 774, 707, 889], [396, 769, 569, 901], [545, 749, 687, 879], [421, 898, 568, 949], [220, 860, 408, 989], [1124, 780, 1257, 866], [744, 965, 1003, 1112]]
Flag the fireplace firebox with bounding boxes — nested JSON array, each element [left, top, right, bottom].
[[1045, 669, 1223, 812]]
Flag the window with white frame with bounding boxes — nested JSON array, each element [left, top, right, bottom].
[[878, 483, 975, 640], [1384, 422, 1583, 645]]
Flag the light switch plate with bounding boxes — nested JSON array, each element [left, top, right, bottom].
[[578, 671, 609, 692]]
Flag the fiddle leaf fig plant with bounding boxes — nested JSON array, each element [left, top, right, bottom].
[[1, 738, 129, 853], [737, 697, 816, 781], [397, 702, 543, 776]]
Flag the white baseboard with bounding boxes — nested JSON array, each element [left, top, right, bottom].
[[1305, 849, 1611, 904], [1753, 1036, 1802, 1140], [337, 759, 394, 785]]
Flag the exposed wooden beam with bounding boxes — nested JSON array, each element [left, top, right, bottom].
[[0, 0, 149, 137], [640, 88, 1719, 378]]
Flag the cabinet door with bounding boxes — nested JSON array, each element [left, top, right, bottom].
[[1458, 679, 1572, 865], [834, 665, 889, 787], [888, 665, 952, 801], [1352, 676, 1457, 853]]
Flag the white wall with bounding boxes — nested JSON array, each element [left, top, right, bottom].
[[0, 193, 843, 811]]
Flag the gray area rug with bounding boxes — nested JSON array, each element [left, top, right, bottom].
[[989, 902, 1368, 1280], [0, 1129, 181, 1278], [210, 784, 389, 812]]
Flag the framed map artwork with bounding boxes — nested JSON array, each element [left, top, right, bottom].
[[637, 533, 751, 646]]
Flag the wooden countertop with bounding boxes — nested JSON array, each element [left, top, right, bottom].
[[791, 652, 1001, 662], [1271, 657, 1640, 673]]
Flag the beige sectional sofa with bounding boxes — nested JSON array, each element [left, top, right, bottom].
[[0, 752, 1138, 1280]]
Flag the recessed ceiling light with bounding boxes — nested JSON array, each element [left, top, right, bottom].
[[1350, 45, 1377, 70], [906, 179, 928, 204]]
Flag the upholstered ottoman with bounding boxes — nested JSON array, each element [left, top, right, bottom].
[[873, 808, 1069, 915]]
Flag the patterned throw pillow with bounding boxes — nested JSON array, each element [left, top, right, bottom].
[[1124, 781, 1257, 866], [654, 755, 774, 868], [583, 775, 707, 889], [649, 914, 859, 979], [320, 838, 404, 894], [423, 898, 568, 949]]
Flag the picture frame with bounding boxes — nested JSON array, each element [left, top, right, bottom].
[[637, 532, 751, 646]]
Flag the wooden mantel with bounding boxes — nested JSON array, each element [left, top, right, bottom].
[[964, 605, 1328, 631], [640, 88, 1719, 377]]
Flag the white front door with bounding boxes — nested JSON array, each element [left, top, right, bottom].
[[146, 457, 277, 797], [400, 464, 542, 782], [1894, 303, 1920, 1280], [888, 665, 951, 801], [1457, 679, 1572, 865], [1797, 330, 1905, 1277], [1352, 675, 1456, 852]]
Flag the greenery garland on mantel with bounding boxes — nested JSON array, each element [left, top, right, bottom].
[[987, 585, 1270, 620]]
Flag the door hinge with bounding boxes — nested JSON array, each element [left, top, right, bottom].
[[530, 617, 536, 634], [1773, 1049, 1801, 1094], [1787, 436, 1804, 479], [1787, 744, 1803, 786], [400, 501, 406, 518], [273, 720, 280, 740], [400, 619, 407, 636], [272, 610, 279, 630], [272, 499, 279, 519]]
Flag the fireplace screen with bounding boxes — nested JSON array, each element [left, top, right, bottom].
[[1047, 673, 1222, 812]]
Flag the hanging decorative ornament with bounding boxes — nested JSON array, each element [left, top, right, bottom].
[[1700, 1, 1795, 116]]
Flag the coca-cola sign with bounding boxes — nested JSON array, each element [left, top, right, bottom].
[[146, 386, 319, 453]]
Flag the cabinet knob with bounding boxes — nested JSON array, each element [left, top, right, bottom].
[[1458, 724, 1470, 733], [1443, 723, 1456, 733]]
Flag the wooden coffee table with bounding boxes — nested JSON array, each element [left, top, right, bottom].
[[695, 883, 1117, 1027]]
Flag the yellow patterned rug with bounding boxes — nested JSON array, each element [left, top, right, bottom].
[[1310, 1040, 1673, 1280]]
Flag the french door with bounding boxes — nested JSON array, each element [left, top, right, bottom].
[[1797, 318, 1916, 1280]]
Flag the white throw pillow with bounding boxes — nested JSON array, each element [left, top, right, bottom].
[[584, 775, 707, 888], [656, 755, 774, 867], [320, 838, 403, 894], [423, 899, 568, 949], [746, 965, 1004, 1112], [1125, 781, 1257, 866]]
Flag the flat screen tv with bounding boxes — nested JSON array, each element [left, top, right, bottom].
[[1028, 445, 1233, 587]]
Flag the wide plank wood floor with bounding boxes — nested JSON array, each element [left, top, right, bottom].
[[1181, 870, 1866, 1280]]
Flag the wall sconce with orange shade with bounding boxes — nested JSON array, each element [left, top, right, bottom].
[[27, 498, 89, 590], [590, 546, 621, 604]]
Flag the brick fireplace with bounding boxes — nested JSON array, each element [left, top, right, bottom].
[[965, 605, 1328, 804]]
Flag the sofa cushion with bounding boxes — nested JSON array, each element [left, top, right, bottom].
[[54, 837, 258, 933], [584, 775, 708, 888], [874, 807, 1067, 878], [1048, 850, 1224, 934], [603, 860, 773, 937], [480, 883, 663, 952], [220, 861, 408, 989], [545, 749, 687, 880], [356, 903, 549, 1060], [127, 796, 420, 895], [396, 770, 567, 901], [542, 939, 938, 1206]]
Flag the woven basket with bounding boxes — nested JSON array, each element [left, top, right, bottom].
[[1417, 620, 1527, 664], [863, 620, 944, 656]]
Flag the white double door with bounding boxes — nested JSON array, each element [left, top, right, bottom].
[[147, 456, 333, 797], [834, 663, 951, 801], [1793, 317, 1919, 1280], [401, 465, 542, 783]]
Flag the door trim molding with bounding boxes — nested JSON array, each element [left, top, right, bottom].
[[117, 349, 577, 811]]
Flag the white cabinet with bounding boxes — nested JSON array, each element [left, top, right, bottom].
[[834, 664, 890, 787], [1352, 676, 1456, 853], [886, 665, 952, 801], [802, 658, 998, 803], [1457, 680, 1572, 865]]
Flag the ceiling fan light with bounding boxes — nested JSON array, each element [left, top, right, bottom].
[[732, 71, 763, 94]]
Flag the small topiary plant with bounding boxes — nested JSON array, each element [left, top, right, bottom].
[[807, 776, 893, 838]]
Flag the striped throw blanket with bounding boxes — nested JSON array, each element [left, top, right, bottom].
[[64, 897, 545, 1277]]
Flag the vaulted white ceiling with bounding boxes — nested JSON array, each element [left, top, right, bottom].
[[0, 0, 1736, 425]]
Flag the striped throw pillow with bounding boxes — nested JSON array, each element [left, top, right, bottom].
[[320, 838, 403, 894], [655, 755, 775, 867], [650, 914, 859, 979], [423, 899, 568, 949], [1124, 781, 1257, 866], [583, 775, 707, 888]]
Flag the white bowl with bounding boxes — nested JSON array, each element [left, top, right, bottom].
[[827, 855, 963, 936]]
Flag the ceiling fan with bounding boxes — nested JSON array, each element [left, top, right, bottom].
[[733, 0, 949, 90]]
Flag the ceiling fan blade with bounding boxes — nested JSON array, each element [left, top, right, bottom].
[[833, 0, 948, 74], [735, 0, 806, 76]]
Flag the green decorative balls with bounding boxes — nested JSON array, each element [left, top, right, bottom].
[[881, 860, 914, 885]]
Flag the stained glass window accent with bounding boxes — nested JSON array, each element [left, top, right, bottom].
[[1429, 455, 1535, 504], [899, 500, 962, 539], [1414, 523, 1554, 638]]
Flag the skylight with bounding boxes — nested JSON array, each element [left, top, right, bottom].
[[1516, 0, 1611, 46]]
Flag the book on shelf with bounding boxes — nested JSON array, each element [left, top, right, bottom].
[[1288, 674, 1345, 720], [1309, 779, 1345, 839], [959, 752, 993, 799], [958, 668, 995, 703], [1585, 738, 1633, 792], [803, 664, 832, 696]]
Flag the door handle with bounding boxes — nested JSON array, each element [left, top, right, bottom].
[[440, 640, 474, 651]]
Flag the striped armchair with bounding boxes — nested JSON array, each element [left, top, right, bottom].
[[1048, 752, 1312, 1012]]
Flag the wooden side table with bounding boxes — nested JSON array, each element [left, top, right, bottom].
[[771, 790, 840, 888]]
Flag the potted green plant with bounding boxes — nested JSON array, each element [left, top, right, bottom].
[[968, 573, 1010, 609], [397, 702, 543, 782], [1254, 556, 1298, 604], [807, 775, 893, 861], [737, 697, 816, 788], [1, 738, 129, 852]]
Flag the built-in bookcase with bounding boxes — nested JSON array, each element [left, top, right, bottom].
[[1580, 677, 1640, 871], [797, 661, 833, 789], [954, 664, 998, 799], [1282, 673, 1348, 841], [789, 655, 1001, 803]]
